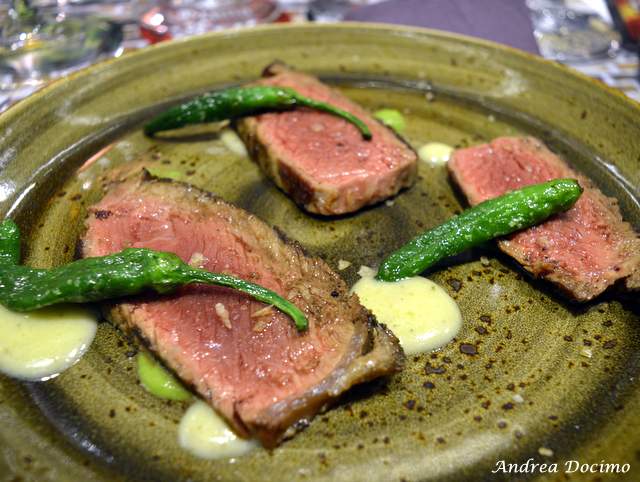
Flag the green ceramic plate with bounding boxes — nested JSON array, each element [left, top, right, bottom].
[[0, 23, 638, 482]]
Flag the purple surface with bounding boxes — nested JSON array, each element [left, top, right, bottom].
[[345, 0, 540, 54]]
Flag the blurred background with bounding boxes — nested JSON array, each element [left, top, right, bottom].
[[1, 0, 639, 110]]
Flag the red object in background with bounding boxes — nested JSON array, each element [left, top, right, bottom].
[[273, 11, 293, 23], [608, 0, 640, 45], [139, 1, 281, 44], [140, 7, 172, 43]]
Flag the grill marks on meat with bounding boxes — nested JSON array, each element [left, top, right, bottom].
[[236, 63, 418, 215], [82, 175, 403, 447], [449, 137, 640, 301]]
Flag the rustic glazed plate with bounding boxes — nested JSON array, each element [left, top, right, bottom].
[[0, 23, 638, 482]]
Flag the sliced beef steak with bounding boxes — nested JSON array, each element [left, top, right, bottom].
[[235, 63, 418, 215], [449, 136, 640, 301], [82, 174, 403, 447]]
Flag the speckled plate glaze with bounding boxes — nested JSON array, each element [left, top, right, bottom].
[[0, 23, 638, 482]]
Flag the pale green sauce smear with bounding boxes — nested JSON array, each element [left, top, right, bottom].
[[178, 401, 258, 459], [0, 304, 97, 381], [145, 166, 185, 182], [418, 142, 454, 165], [373, 109, 406, 133], [137, 352, 192, 401], [352, 267, 462, 355]]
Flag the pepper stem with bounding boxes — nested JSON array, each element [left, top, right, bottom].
[[293, 94, 372, 140], [188, 269, 309, 331]]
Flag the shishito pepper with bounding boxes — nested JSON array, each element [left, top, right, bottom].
[[144, 85, 372, 140], [377, 179, 583, 282], [0, 220, 308, 331]]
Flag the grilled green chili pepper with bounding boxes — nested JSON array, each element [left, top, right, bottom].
[[0, 219, 20, 265], [144, 85, 372, 140], [377, 179, 583, 282], [0, 220, 308, 331]]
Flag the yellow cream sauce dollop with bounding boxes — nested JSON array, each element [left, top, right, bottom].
[[418, 142, 454, 165], [352, 267, 462, 355], [178, 401, 257, 459], [0, 304, 97, 381]]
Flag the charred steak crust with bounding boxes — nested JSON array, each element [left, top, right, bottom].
[[82, 173, 403, 447], [449, 136, 640, 301], [235, 119, 317, 208], [235, 62, 418, 216]]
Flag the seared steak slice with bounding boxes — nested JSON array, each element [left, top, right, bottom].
[[449, 137, 640, 301], [235, 63, 418, 215], [82, 174, 403, 447]]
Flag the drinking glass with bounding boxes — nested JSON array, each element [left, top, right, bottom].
[[306, 0, 386, 22], [526, 0, 621, 62], [0, 1, 124, 92], [139, 0, 281, 42]]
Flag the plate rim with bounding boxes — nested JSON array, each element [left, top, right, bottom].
[[0, 21, 639, 482], [1, 22, 639, 127]]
